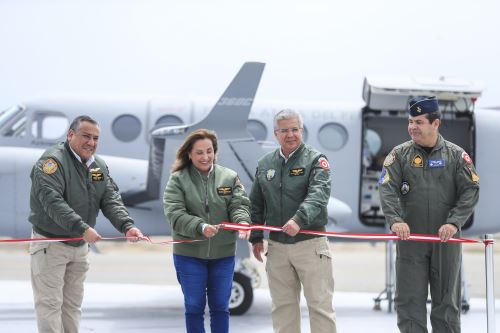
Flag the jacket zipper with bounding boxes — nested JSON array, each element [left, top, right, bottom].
[[204, 172, 211, 258]]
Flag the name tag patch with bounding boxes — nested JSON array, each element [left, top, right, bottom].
[[217, 187, 233, 195], [289, 168, 305, 177], [429, 159, 445, 168], [91, 172, 104, 181]]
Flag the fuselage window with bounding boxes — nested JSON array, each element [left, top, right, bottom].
[[247, 119, 268, 141], [155, 115, 184, 126], [112, 114, 142, 142], [318, 122, 348, 151], [31, 113, 69, 140]]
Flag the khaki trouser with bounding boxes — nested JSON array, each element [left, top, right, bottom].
[[265, 237, 337, 333], [30, 231, 89, 333]]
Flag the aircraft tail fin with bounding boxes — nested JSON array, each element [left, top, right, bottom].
[[195, 62, 265, 139], [123, 62, 265, 206]]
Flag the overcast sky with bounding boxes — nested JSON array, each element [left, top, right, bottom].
[[1, 0, 499, 110]]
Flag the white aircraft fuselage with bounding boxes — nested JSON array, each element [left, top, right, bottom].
[[0, 64, 498, 241]]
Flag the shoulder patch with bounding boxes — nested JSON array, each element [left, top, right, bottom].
[[468, 166, 480, 183], [462, 151, 473, 165], [318, 157, 330, 170], [383, 152, 395, 167], [42, 159, 58, 174], [378, 168, 390, 185]]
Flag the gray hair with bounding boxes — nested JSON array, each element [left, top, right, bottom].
[[273, 109, 304, 129], [69, 115, 99, 132]]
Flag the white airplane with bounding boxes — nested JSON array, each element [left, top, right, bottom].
[[1, 62, 499, 315]]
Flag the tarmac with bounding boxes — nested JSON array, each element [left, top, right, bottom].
[[1, 237, 499, 332]]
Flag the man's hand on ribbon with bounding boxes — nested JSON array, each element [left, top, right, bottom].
[[282, 219, 300, 236], [438, 224, 458, 242], [391, 222, 410, 240], [83, 227, 102, 244], [126, 227, 148, 242]]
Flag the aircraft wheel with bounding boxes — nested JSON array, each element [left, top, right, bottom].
[[229, 272, 253, 315]]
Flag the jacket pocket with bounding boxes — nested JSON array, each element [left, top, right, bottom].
[[315, 240, 332, 260], [29, 242, 50, 276]]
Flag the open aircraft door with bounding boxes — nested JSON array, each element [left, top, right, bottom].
[[358, 76, 482, 229]]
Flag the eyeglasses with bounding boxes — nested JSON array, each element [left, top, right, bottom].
[[275, 127, 302, 134]]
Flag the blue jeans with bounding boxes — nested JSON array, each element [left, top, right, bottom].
[[173, 254, 235, 333]]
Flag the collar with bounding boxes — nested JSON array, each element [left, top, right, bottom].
[[413, 134, 444, 155], [279, 144, 303, 163], [67, 142, 95, 168], [191, 163, 214, 178]]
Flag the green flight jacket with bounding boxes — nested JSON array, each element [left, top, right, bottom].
[[379, 135, 480, 234], [249, 143, 332, 244], [163, 164, 251, 259], [29, 142, 135, 247]]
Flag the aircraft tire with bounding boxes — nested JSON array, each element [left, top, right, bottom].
[[229, 272, 253, 316]]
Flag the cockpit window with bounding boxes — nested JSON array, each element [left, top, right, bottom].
[[0, 105, 27, 137], [31, 112, 69, 140]]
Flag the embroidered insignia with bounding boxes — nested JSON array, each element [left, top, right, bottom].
[[383, 152, 395, 167], [378, 168, 390, 185], [289, 168, 305, 176], [266, 169, 275, 181], [428, 159, 445, 168], [318, 157, 330, 170], [400, 181, 410, 195], [416, 106, 422, 113], [217, 187, 232, 195], [90, 167, 101, 173], [462, 151, 472, 165], [42, 159, 58, 174], [91, 172, 104, 181], [411, 154, 423, 168], [468, 167, 480, 183]]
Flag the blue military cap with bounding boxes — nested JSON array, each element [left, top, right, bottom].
[[408, 96, 439, 117]]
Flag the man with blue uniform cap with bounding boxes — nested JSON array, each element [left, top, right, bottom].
[[379, 96, 480, 332]]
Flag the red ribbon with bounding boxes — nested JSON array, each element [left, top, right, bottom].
[[219, 222, 493, 246], [0, 235, 203, 245], [1, 224, 493, 246]]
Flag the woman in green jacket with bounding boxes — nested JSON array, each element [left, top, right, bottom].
[[163, 129, 251, 333]]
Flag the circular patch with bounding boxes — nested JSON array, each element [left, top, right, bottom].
[[318, 157, 330, 170], [400, 181, 410, 195], [42, 159, 58, 174], [462, 151, 472, 165]]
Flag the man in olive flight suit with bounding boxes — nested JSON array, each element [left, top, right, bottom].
[[29, 115, 145, 333], [379, 96, 480, 332], [249, 109, 336, 333]]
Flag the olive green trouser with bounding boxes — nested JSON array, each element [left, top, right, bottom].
[[30, 231, 89, 333], [396, 241, 461, 333], [265, 237, 337, 333]]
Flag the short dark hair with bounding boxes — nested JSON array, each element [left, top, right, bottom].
[[425, 111, 441, 124], [69, 115, 99, 132]]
